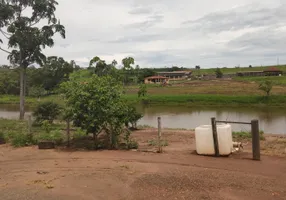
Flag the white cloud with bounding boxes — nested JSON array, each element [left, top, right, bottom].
[[0, 0, 285, 68]]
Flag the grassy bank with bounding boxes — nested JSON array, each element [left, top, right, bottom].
[[123, 94, 286, 107], [1, 93, 286, 107]]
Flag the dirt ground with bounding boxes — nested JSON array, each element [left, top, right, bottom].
[[0, 129, 286, 200]]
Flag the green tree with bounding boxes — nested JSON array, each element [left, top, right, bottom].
[[122, 57, 134, 70], [138, 84, 147, 97], [89, 56, 113, 76], [61, 74, 139, 149], [215, 68, 223, 78], [40, 56, 76, 93], [259, 80, 273, 96], [33, 101, 62, 124], [0, 0, 65, 119]]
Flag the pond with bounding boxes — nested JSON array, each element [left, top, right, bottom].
[[0, 104, 285, 134]]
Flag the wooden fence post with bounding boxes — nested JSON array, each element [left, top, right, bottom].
[[157, 117, 162, 153], [211, 117, 220, 157], [67, 119, 70, 148], [251, 120, 260, 161]]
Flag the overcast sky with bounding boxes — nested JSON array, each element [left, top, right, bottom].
[[0, 0, 285, 68]]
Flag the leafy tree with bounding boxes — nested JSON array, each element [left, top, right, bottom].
[[195, 65, 200, 70], [0, 69, 19, 95], [249, 65, 252, 68], [0, 0, 65, 119], [89, 56, 113, 77], [40, 56, 76, 93], [138, 84, 147, 97], [33, 101, 62, 124], [122, 57, 134, 70], [215, 68, 223, 78], [111, 59, 117, 67], [125, 107, 143, 129], [61, 74, 139, 149], [259, 80, 273, 96]]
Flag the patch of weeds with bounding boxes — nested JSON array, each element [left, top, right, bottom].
[[127, 140, 139, 149], [10, 132, 36, 147], [148, 139, 169, 147], [232, 131, 265, 140], [73, 128, 86, 139], [1, 129, 35, 147], [137, 124, 154, 129], [36, 129, 64, 145]]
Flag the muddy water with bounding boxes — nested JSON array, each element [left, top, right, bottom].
[[0, 104, 285, 134]]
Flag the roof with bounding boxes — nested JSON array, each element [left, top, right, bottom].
[[145, 76, 169, 80], [263, 67, 282, 72], [158, 71, 192, 74]]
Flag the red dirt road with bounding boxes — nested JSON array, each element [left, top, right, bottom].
[[0, 130, 286, 200]]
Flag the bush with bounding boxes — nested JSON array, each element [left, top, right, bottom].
[[11, 132, 35, 147], [127, 140, 139, 149], [73, 129, 86, 139], [259, 80, 273, 96], [2, 130, 35, 147], [33, 101, 62, 124], [36, 129, 64, 145]]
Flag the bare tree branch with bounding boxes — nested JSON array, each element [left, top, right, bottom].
[[0, 46, 11, 54]]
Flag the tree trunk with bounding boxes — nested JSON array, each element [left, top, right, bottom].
[[19, 67, 25, 120]]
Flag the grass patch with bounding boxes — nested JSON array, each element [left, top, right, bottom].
[[122, 94, 286, 107], [232, 131, 265, 140], [148, 139, 169, 147], [234, 76, 286, 86]]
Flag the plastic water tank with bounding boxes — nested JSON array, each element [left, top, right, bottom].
[[195, 124, 233, 156]]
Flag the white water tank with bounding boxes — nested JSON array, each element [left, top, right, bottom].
[[195, 124, 233, 156]]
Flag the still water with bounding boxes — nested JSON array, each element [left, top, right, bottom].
[[0, 104, 285, 134]]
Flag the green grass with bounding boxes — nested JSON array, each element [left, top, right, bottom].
[[234, 76, 286, 85], [148, 139, 169, 147], [192, 65, 286, 76], [0, 95, 64, 105], [122, 94, 286, 107], [1, 93, 286, 107], [0, 118, 66, 147], [232, 131, 265, 140]]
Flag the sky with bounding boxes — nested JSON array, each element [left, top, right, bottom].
[[0, 0, 286, 68]]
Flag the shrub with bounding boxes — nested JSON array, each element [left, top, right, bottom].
[[11, 132, 35, 147], [33, 101, 62, 124], [138, 84, 147, 97], [36, 129, 64, 145], [2, 130, 35, 147], [259, 80, 273, 96], [73, 129, 86, 139]]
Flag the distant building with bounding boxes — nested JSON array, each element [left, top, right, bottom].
[[263, 67, 283, 76], [157, 71, 192, 80], [236, 71, 264, 77], [144, 76, 169, 84], [236, 67, 283, 77]]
